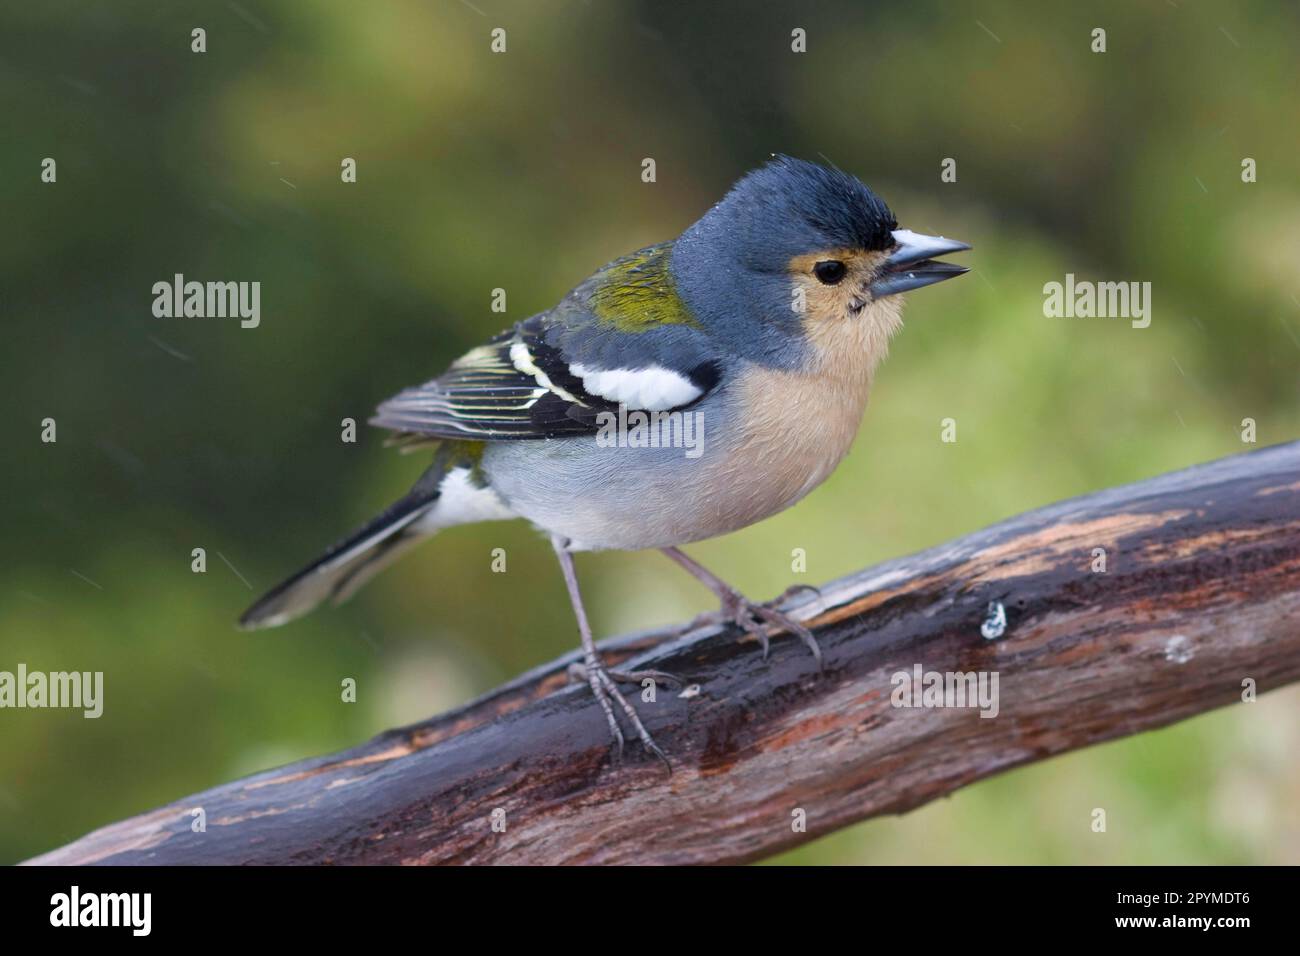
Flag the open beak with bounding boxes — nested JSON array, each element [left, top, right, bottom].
[[869, 229, 971, 299]]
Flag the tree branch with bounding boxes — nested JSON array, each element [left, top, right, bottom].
[[27, 441, 1300, 865]]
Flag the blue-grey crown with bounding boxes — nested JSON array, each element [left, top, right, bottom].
[[669, 157, 898, 368], [746, 155, 897, 253]]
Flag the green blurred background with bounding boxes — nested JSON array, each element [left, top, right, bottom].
[[2, 1, 1298, 865]]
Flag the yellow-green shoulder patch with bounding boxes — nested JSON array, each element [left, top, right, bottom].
[[435, 439, 489, 486], [587, 243, 701, 332]]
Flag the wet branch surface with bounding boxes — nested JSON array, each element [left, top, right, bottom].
[[27, 441, 1300, 865]]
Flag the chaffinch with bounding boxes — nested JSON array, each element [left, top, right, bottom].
[[241, 156, 970, 765]]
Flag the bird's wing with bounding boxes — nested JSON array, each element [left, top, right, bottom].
[[370, 244, 723, 440]]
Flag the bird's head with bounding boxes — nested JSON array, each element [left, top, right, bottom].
[[670, 156, 969, 372]]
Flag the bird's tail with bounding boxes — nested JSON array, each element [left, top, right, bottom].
[[239, 454, 455, 630]]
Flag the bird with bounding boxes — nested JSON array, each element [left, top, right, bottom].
[[239, 155, 969, 766]]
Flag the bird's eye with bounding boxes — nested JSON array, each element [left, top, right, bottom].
[[813, 260, 847, 285]]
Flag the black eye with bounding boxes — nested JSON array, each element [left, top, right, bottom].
[[813, 260, 846, 285]]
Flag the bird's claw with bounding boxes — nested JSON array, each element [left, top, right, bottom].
[[571, 659, 672, 775], [727, 595, 822, 669], [682, 588, 822, 668]]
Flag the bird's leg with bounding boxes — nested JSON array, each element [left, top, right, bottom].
[[661, 546, 822, 667], [551, 536, 670, 770]]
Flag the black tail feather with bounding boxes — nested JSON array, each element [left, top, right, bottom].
[[238, 473, 443, 630]]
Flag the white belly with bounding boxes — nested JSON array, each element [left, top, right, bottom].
[[480, 366, 873, 551]]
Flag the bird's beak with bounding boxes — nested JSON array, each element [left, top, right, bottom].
[[870, 229, 971, 299]]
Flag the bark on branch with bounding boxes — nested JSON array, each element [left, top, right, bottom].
[[27, 441, 1300, 865]]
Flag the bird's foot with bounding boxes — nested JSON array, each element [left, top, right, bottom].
[[569, 657, 672, 773], [683, 587, 822, 668]]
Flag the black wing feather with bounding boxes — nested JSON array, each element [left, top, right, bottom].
[[371, 286, 722, 442]]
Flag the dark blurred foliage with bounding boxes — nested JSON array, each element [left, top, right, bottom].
[[1, 1, 1297, 863]]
